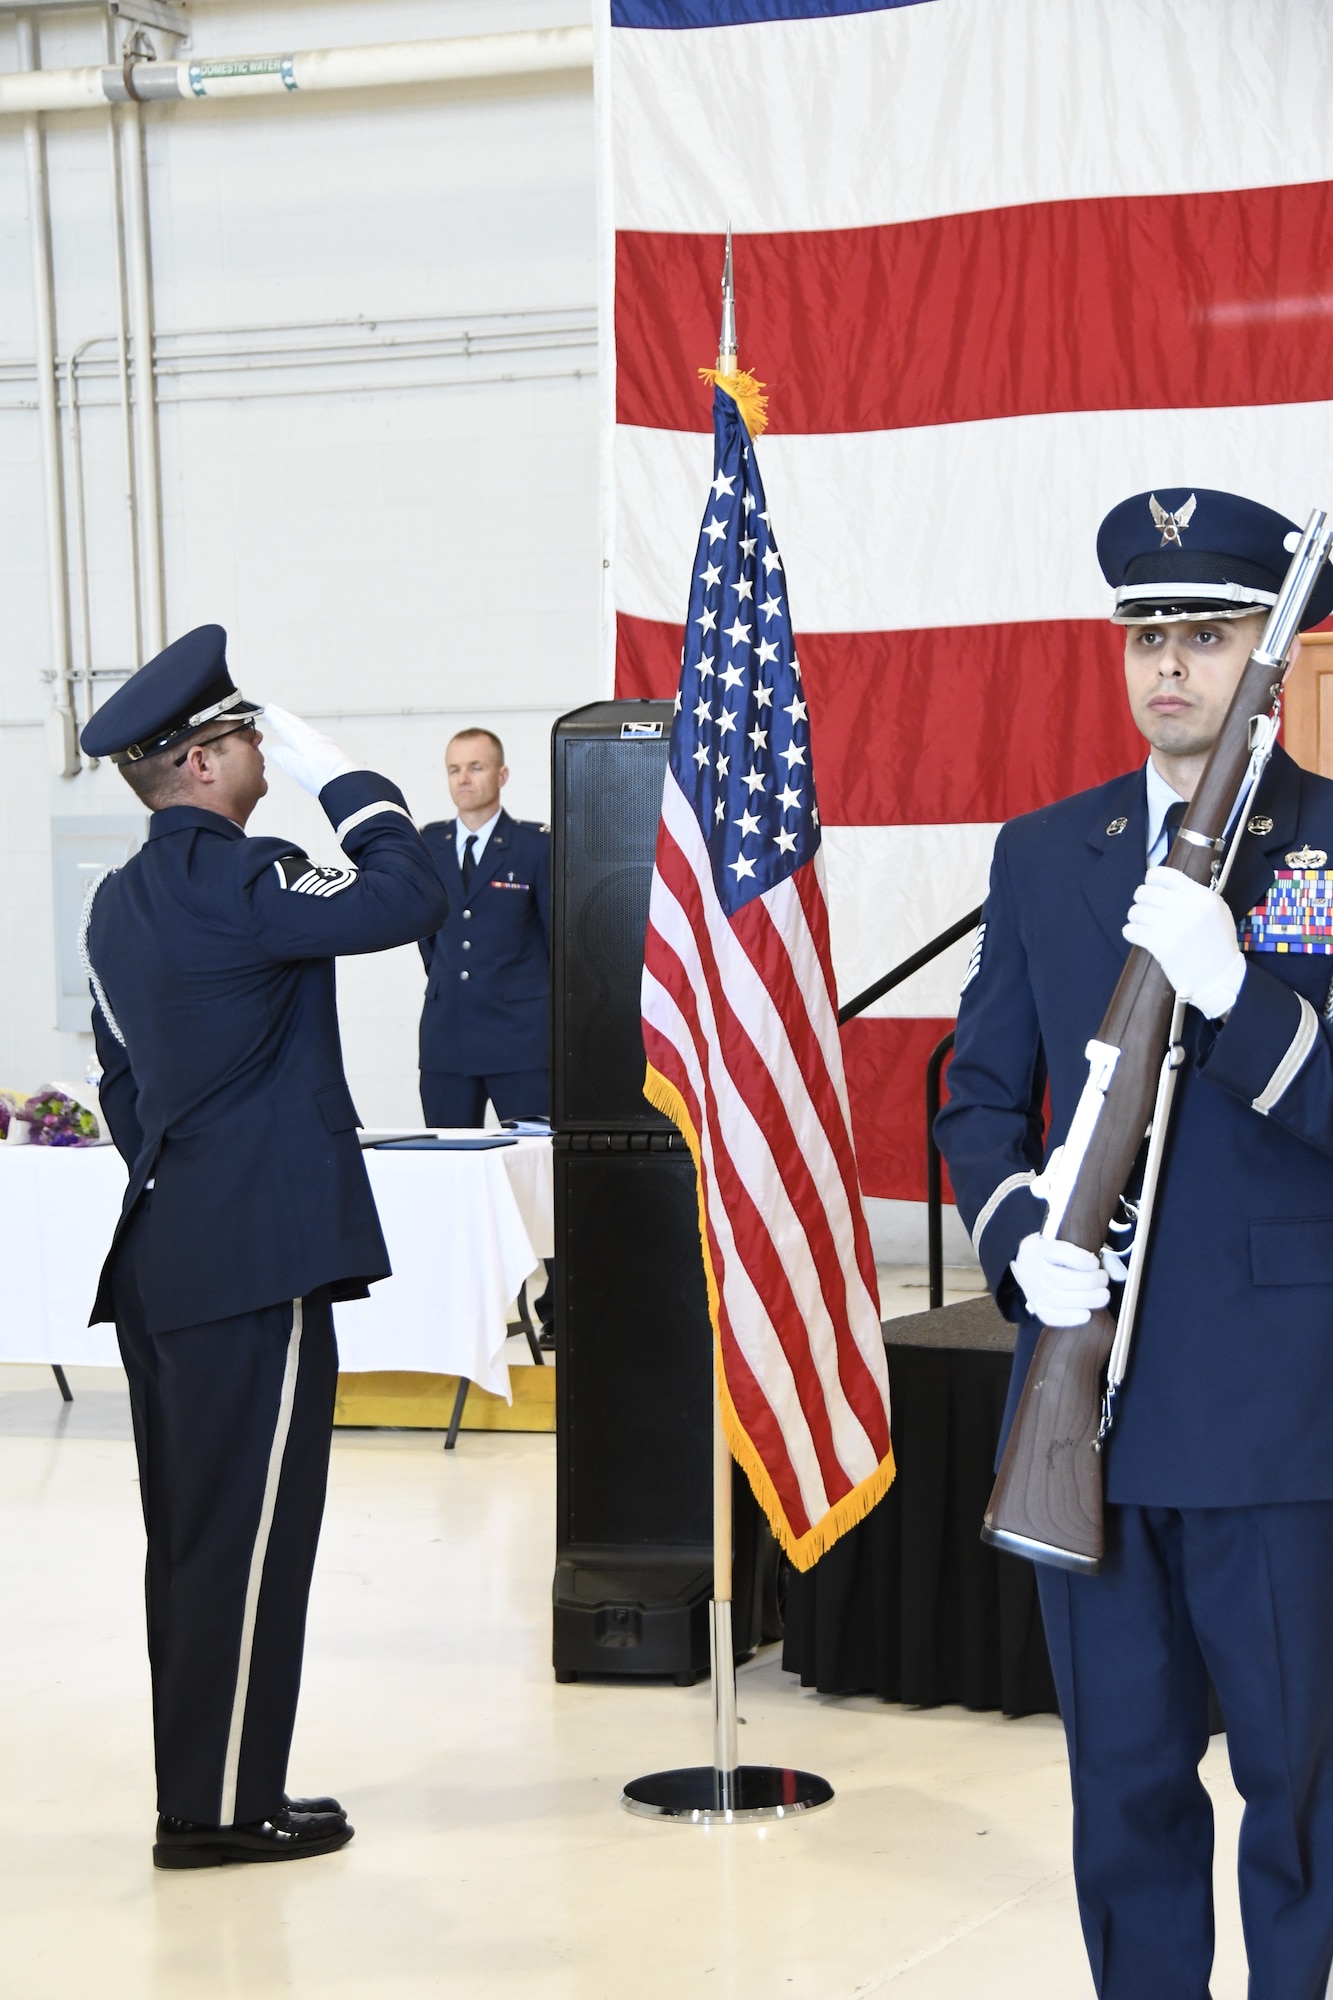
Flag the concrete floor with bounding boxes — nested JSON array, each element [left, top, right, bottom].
[[0, 1361, 1254, 1999]]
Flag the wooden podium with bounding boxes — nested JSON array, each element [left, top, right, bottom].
[[1284, 630, 1333, 774]]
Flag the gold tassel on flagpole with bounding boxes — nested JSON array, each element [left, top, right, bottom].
[[698, 365, 769, 440]]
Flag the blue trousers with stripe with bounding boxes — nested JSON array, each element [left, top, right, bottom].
[[1037, 1502, 1333, 2000], [112, 1198, 338, 1825]]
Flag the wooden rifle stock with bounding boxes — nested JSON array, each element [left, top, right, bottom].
[[982, 643, 1289, 1573]]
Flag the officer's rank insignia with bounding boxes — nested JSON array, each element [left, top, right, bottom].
[[272, 852, 358, 897], [1149, 492, 1197, 546], [1239, 870, 1333, 954], [1248, 815, 1274, 836], [1106, 817, 1128, 836], [1286, 845, 1328, 869], [959, 920, 986, 993]]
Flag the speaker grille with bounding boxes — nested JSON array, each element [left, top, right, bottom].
[[556, 1148, 712, 1550], [552, 709, 675, 1130]]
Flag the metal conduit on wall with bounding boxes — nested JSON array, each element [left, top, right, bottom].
[[0, 309, 600, 410], [2, 18, 595, 773], [16, 11, 77, 775], [0, 24, 594, 114], [0, 308, 598, 733]]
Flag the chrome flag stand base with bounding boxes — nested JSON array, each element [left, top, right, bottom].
[[621, 1391, 834, 1826]]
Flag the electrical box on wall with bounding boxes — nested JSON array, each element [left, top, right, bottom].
[[51, 817, 147, 1034]]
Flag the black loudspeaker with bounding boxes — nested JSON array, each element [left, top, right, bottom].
[[550, 700, 676, 1131], [552, 1137, 770, 1682], [550, 702, 775, 1682]]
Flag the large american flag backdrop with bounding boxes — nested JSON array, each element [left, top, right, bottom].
[[602, 0, 1333, 1252]]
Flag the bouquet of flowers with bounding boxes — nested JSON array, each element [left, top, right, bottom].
[[15, 1086, 101, 1147], [0, 1091, 23, 1140]]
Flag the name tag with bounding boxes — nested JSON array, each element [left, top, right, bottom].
[[1240, 869, 1333, 955]]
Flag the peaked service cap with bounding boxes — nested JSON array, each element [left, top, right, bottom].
[[80, 624, 261, 764], [1096, 487, 1333, 628]]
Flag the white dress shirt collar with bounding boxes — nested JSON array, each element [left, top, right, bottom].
[[456, 807, 502, 869], [1144, 757, 1188, 866]]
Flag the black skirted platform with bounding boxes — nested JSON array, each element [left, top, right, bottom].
[[781, 1295, 1059, 1718]]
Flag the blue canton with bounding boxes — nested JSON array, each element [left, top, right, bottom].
[[668, 386, 819, 915]]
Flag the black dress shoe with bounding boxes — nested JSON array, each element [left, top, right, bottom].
[[283, 1792, 346, 1818], [153, 1804, 354, 1869]]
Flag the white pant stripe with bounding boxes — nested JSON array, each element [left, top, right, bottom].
[[218, 1299, 304, 1826]]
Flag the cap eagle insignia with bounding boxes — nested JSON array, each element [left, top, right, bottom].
[[1149, 492, 1197, 547]]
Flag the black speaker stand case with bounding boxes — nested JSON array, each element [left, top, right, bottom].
[[550, 705, 773, 1682]]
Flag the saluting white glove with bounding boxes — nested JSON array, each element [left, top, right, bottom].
[[1123, 867, 1246, 1020], [261, 701, 358, 796], [1010, 1233, 1110, 1328]]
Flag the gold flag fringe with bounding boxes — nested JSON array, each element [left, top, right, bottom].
[[643, 1060, 896, 1571], [698, 365, 770, 440]]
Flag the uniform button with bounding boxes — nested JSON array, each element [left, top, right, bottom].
[[462, 939, 471, 950], [463, 909, 472, 920], [460, 970, 470, 981]]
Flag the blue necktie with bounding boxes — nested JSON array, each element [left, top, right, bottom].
[[462, 834, 477, 895]]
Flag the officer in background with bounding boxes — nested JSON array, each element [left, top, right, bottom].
[[936, 492, 1333, 1999], [419, 729, 552, 1330], [80, 625, 447, 1869], [418, 727, 551, 1128]]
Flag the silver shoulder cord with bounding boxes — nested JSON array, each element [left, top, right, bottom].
[[78, 868, 127, 1048], [1098, 508, 1333, 1443]]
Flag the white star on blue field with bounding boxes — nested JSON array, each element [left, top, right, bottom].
[[670, 388, 818, 914]]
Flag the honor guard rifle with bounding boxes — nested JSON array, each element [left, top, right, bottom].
[[982, 509, 1333, 1574]]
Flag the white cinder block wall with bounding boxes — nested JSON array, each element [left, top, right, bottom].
[[0, 0, 599, 1125]]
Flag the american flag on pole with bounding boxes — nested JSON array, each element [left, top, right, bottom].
[[640, 377, 894, 1569], [605, 0, 1333, 1243]]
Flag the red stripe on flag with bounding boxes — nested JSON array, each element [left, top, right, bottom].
[[732, 894, 892, 1452], [650, 840, 881, 1482], [617, 180, 1333, 435], [638, 1005, 813, 1525], [840, 1017, 956, 1204], [642, 959, 817, 1534], [792, 864, 841, 1023], [735, 889, 883, 1294], [618, 613, 1145, 824], [735, 891, 868, 1235], [643, 1008, 815, 1534]]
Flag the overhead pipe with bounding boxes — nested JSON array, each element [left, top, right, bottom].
[[118, 95, 165, 657], [65, 335, 98, 749], [16, 12, 78, 777], [106, 10, 143, 682], [0, 24, 594, 115]]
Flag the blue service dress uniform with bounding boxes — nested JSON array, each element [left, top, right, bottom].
[[85, 768, 447, 1828], [417, 809, 551, 1125], [936, 744, 1333, 2000]]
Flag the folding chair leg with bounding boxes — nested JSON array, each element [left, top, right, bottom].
[[516, 1283, 545, 1367], [444, 1376, 470, 1451], [52, 1365, 73, 1403]]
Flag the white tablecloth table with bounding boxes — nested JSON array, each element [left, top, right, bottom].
[[0, 1136, 553, 1401]]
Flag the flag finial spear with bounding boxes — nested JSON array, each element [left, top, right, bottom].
[[718, 223, 737, 375], [699, 225, 766, 434]]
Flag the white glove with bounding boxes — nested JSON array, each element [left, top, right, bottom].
[[1010, 1233, 1110, 1328], [260, 701, 358, 796], [1123, 866, 1246, 1020]]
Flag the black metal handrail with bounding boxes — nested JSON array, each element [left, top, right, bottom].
[[925, 1032, 957, 1308], [836, 906, 983, 1026], [835, 907, 982, 1309]]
